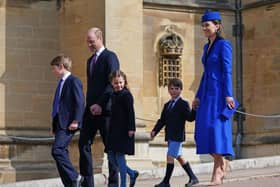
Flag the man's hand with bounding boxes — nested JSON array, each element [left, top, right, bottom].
[[90, 104, 102, 115], [68, 121, 78, 131]]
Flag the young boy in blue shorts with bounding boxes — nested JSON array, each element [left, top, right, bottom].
[[151, 78, 199, 187]]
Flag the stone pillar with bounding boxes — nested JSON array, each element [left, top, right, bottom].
[[58, 0, 107, 175], [104, 0, 153, 170], [105, 0, 144, 117]]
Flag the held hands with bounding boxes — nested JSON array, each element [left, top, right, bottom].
[[192, 98, 200, 110], [68, 121, 78, 131], [225, 97, 235, 109], [90, 104, 102, 115]]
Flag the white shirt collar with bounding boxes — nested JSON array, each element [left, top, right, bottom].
[[62, 71, 71, 81], [171, 96, 180, 103], [96, 46, 105, 57]]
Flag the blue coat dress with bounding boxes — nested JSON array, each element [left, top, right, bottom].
[[195, 37, 235, 156]]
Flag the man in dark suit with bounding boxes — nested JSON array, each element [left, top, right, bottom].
[[150, 78, 198, 187], [50, 55, 85, 187], [79, 27, 120, 187]]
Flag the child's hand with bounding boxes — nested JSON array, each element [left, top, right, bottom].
[[68, 121, 78, 131], [90, 104, 102, 115], [192, 98, 200, 110], [128, 131, 135, 137], [150, 131, 156, 140]]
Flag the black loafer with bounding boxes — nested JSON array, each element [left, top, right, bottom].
[[185, 177, 199, 187]]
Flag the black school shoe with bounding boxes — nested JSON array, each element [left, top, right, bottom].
[[154, 181, 170, 187], [185, 177, 199, 187]]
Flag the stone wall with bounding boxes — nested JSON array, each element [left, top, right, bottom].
[[0, 0, 59, 183], [241, 2, 280, 157], [0, 0, 58, 136]]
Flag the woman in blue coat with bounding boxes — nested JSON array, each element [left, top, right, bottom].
[[192, 11, 236, 185]]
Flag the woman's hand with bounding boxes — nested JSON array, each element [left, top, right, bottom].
[[192, 98, 200, 110], [226, 97, 235, 109]]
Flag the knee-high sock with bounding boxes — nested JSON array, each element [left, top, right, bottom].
[[182, 162, 197, 179], [163, 163, 174, 184]]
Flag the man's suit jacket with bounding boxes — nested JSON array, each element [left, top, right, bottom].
[[152, 98, 196, 142], [52, 75, 85, 131], [86, 48, 120, 108]]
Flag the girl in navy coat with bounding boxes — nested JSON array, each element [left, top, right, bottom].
[[105, 70, 139, 187]]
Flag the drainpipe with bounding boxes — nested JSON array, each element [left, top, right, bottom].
[[233, 0, 245, 159]]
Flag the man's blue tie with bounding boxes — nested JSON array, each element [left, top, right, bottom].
[[52, 79, 63, 118]]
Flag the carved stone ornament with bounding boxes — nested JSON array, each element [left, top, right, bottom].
[[159, 25, 183, 57], [158, 25, 183, 87]]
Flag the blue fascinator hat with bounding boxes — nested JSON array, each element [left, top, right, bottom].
[[201, 10, 221, 22]]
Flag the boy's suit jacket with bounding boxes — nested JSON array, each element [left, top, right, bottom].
[[86, 48, 119, 108], [52, 75, 85, 131], [152, 98, 195, 142]]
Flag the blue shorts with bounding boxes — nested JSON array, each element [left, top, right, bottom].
[[167, 140, 183, 158]]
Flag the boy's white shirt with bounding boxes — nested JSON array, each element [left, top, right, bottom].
[[169, 96, 181, 108], [59, 71, 71, 97]]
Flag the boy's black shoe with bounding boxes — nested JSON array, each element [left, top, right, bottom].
[[185, 177, 199, 187], [154, 181, 170, 187], [129, 170, 139, 187]]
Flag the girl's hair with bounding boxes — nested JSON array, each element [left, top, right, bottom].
[[50, 54, 72, 70], [109, 70, 129, 89], [212, 20, 225, 39]]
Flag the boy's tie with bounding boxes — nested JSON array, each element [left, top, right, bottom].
[[167, 100, 175, 111], [52, 79, 63, 118]]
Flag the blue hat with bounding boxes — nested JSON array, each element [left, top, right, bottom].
[[201, 11, 221, 22]]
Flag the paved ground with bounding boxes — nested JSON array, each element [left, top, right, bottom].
[[1, 156, 280, 187], [95, 166, 280, 187]]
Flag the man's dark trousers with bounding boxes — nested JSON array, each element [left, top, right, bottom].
[[79, 109, 119, 187]]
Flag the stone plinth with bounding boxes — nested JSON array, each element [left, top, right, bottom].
[[0, 134, 104, 184]]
